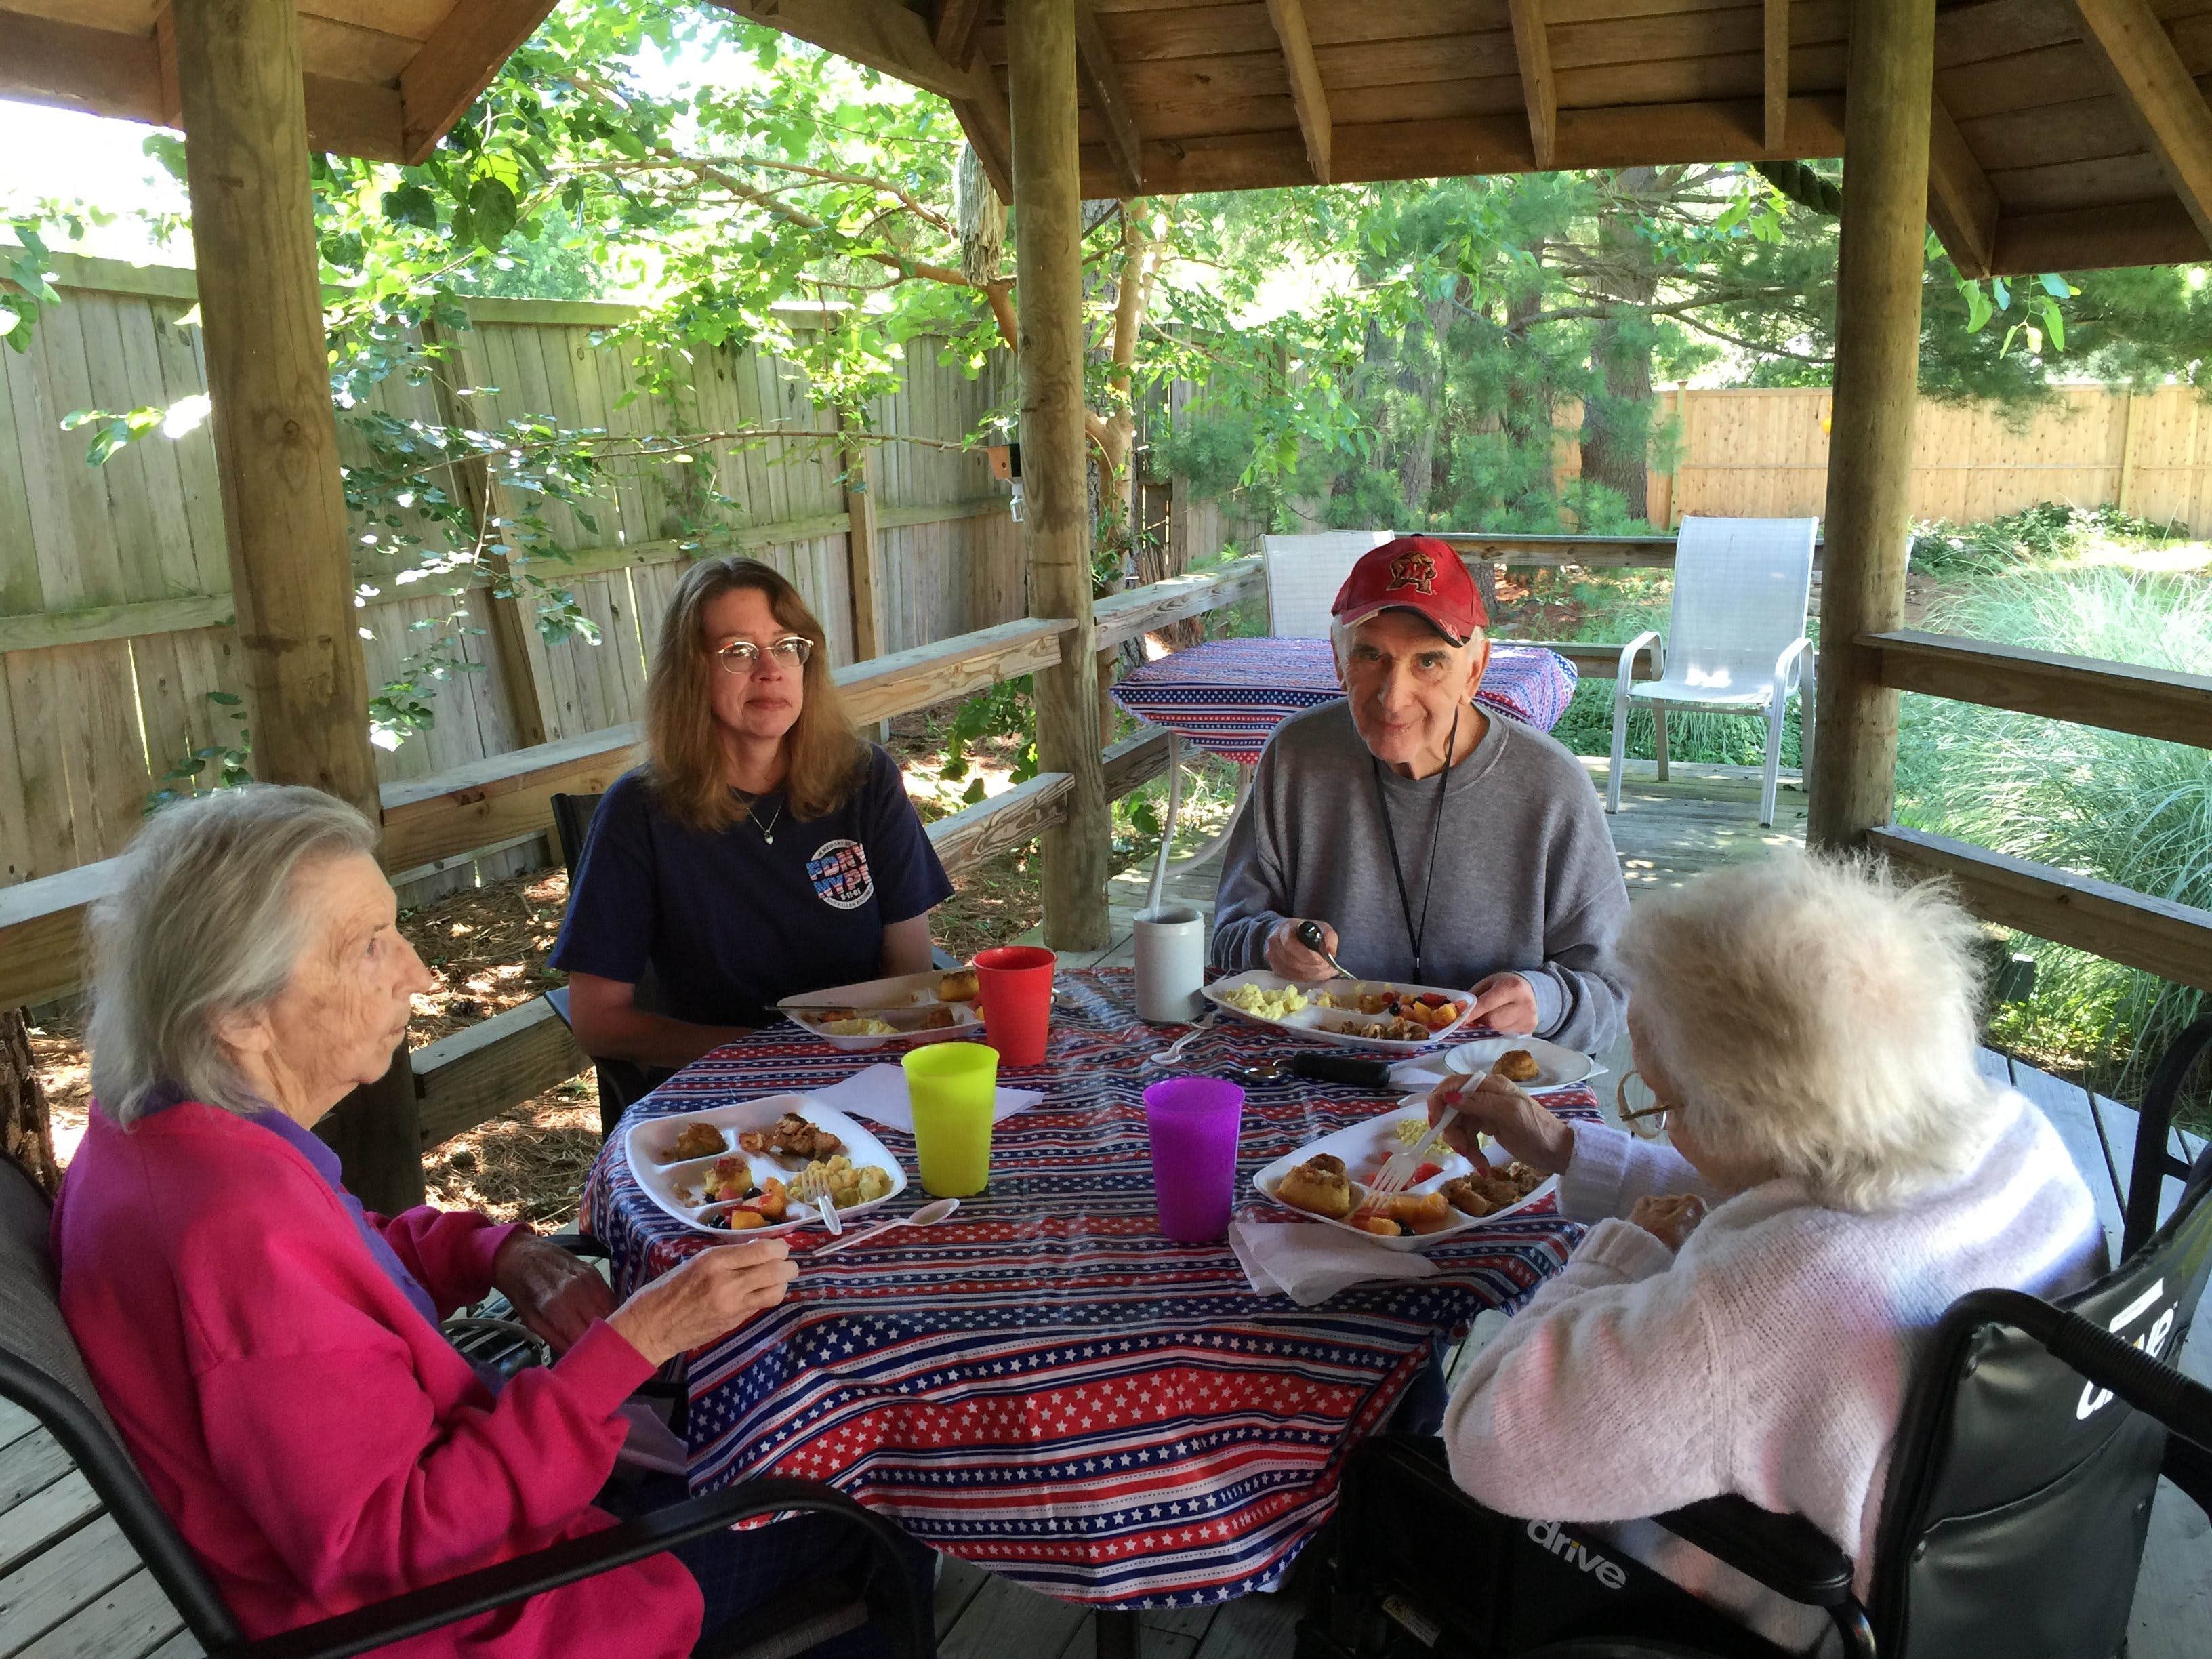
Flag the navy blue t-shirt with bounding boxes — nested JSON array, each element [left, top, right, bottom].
[[550, 747, 953, 1025]]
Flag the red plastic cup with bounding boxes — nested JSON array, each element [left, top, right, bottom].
[[1144, 1077, 1245, 1244], [972, 945, 1056, 1067]]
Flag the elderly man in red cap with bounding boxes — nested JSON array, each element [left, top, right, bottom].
[[1211, 535, 1629, 1050]]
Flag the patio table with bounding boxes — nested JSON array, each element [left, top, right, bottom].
[[585, 967, 1598, 1610], [1106, 638, 1580, 897], [1109, 636, 1580, 766]]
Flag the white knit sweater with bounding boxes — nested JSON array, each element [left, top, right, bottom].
[[1441, 1092, 2104, 1650]]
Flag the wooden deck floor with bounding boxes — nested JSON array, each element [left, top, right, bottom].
[[3, 760, 2202, 1658]]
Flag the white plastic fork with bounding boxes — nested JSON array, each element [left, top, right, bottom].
[[792, 1168, 844, 1236], [1368, 1065, 1492, 1200]]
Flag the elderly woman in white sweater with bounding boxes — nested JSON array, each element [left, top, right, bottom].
[[1424, 850, 2104, 1652]]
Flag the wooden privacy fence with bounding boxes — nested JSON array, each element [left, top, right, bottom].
[[0, 251, 1023, 892], [1, 531, 2208, 1183], [1637, 384, 2212, 534], [0, 558, 1267, 1182]]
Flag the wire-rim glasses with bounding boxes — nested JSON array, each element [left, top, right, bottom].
[[1617, 1069, 1674, 1140], [716, 635, 813, 676]]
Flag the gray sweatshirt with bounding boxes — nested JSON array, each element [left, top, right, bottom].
[[1210, 700, 1631, 1051]]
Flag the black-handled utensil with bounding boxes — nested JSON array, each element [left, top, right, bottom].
[[1223, 1052, 1396, 1090], [1292, 920, 1352, 981]]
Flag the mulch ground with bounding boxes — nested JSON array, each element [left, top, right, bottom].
[[28, 700, 1052, 1227]]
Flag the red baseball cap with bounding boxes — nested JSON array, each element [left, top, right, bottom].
[[1330, 535, 1488, 645]]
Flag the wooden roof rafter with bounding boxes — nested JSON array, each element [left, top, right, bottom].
[[2067, 0, 2212, 247], [1263, 0, 1332, 185], [1504, 0, 1557, 171], [1764, 0, 1790, 151], [0, 0, 559, 163], [1072, 0, 1142, 196]]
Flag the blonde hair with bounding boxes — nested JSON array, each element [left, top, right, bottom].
[[87, 786, 380, 1126], [644, 556, 865, 831], [1616, 848, 2001, 1212]]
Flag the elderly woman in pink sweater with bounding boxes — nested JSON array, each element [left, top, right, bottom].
[[54, 785, 926, 1657], [1424, 851, 2103, 1653]]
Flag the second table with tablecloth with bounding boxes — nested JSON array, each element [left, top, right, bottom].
[[586, 969, 1597, 1610], [1109, 636, 1580, 764]]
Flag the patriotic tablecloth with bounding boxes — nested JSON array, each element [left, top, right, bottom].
[[584, 968, 1597, 1610], [1109, 637, 1580, 765]]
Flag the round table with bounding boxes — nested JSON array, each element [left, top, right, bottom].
[[1109, 637, 1580, 766], [585, 969, 1597, 1610]]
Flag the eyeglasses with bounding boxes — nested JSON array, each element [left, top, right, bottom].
[[1617, 1069, 1674, 1140], [716, 636, 813, 676]]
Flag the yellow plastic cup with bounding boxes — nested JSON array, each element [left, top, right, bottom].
[[903, 1042, 1000, 1197]]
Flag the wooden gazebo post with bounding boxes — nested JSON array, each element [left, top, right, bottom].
[[172, 0, 422, 1210], [1007, 0, 1111, 951], [1807, 0, 1935, 853]]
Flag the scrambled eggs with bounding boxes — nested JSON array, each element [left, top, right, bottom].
[[800, 1155, 895, 1206], [1218, 981, 1309, 1020]]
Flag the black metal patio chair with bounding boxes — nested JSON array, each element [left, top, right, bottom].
[[0, 1156, 933, 1659], [1297, 1017, 2212, 1659]]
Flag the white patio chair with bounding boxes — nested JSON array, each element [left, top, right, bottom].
[[1261, 531, 1395, 637], [1605, 515, 1817, 827]]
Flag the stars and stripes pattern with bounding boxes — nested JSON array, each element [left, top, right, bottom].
[[1109, 638, 1580, 764], [585, 968, 1596, 1609]]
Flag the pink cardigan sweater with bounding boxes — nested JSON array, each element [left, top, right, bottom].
[[54, 1100, 703, 1657]]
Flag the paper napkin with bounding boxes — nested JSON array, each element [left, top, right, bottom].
[[1229, 1218, 1439, 1307], [806, 1063, 1042, 1134]]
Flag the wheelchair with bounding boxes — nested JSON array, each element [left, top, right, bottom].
[[1297, 1019, 2212, 1659]]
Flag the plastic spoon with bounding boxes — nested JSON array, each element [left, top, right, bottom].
[[809, 1197, 961, 1259]]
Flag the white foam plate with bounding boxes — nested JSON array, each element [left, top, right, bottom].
[[1250, 1099, 1559, 1252], [1202, 969, 1476, 1055], [624, 1093, 907, 1235], [776, 968, 984, 1052], [1440, 1034, 1596, 1090]]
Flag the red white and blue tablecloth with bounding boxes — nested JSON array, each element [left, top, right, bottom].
[[586, 968, 1597, 1610], [1109, 638, 1580, 765]]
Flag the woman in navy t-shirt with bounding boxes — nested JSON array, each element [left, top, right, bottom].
[[552, 556, 952, 1069]]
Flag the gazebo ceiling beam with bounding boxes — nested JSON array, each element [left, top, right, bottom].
[[1763, 0, 1789, 152], [1263, 0, 1331, 186], [1991, 198, 2209, 274], [398, 0, 560, 164], [1071, 0, 1142, 198], [2067, 0, 2212, 248], [1926, 94, 1997, 279], [933, 0, 989, 73], [1504, 0, 1557, 171], [713, 0, 1010, 195], [1076, 97, 1848, 198], [0, 9, 405, 159]]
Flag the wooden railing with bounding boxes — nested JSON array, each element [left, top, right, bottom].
[[1858, 628, 2212, 995], [0, 556, 1261, 1161]]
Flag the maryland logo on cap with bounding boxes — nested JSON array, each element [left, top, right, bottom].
[[1387, 546, 1439, 595], [1331, 534, 1488, 645]]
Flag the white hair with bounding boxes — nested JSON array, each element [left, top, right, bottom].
[[1616, 848, 2001, 1213], [87, 785, 381, 1127]]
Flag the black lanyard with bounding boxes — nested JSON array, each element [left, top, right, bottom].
[[1370, 703, 1460, 983]]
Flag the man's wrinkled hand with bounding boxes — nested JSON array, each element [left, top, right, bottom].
[[1265, 918, 1340, 983], [491, 1231, 616, 1353], [1466, 972, 1540, 1035]]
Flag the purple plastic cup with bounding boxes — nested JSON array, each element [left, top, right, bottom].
[[1143, 1077, 1246, 1244]]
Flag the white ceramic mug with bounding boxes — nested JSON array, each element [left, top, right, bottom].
[[1133, 904, 1206, 1024]]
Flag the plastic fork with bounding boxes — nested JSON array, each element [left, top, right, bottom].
[[792, 1168, 844, 1237], [1368, 1065, 1492, 1200]]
